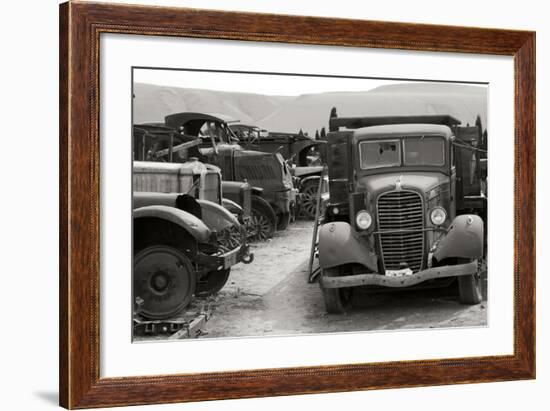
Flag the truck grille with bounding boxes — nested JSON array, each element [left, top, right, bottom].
[[238, 164, 278, 180], [377, 190, 424, 272], [202, 173, 221, 204], [241, 187, 251, 218]]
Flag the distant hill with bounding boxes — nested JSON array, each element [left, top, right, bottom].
[[133, 82, 487, 135], [133, 83, 292, 126]]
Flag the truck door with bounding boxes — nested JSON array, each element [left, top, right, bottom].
[[449, 143, 457, 219], [454, 126, 483, 212], [326, 131, 354, 204]]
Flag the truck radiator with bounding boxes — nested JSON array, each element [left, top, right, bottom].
[[237, 164, 278, 181], [377, 190, 424, 273]]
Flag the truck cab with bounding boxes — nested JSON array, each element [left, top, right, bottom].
[[317, 115, 486, 313], [228, 125, 328, 219], [164, 112, 296, 233]]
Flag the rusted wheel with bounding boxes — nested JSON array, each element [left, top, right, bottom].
[[218, 225, 242, 250], [299, 179, 320, 220], [248, 195, 276, 241], [134, 245, 196, 319], [458, 261, 483, 304], [196, 268, 231, 297], [320, 266, 352, 314]]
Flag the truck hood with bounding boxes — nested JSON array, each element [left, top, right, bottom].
[[236, 149, 271, 158], [294, 165, 324, 178], [233, 149, 292, 191], [356, 172, 448, 198]]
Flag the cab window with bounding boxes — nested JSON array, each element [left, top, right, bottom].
[[359, 140, 400, 169], [403, 136, 445, 166]]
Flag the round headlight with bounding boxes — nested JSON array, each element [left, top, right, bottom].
[[355, 210, 372, 230], [430, 207, 447, 226]]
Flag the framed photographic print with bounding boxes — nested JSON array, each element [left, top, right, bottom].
[[59, 1, 535, 409]]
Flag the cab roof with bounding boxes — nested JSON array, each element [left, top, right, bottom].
[[165, 112, 233, 129], [353, 123, 453, 141], [330, 114, 460, 130]]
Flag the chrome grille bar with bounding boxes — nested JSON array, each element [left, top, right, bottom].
[[377, 190, 425, 272]]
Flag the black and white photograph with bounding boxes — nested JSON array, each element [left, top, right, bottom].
[[3, 0, 544, 409], [131, 69, 488, 341]]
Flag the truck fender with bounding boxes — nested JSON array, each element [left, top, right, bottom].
[[222, 198, 243, 216], [251, 186, 264, 196], [433, 214, 484, 261], [133, 205, 211, 243], [318, 221, 378, 271], [300, 175, 321, 186], [196, 199, 241, 232]]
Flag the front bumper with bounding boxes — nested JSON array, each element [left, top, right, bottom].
[[320, 261, 477, 289], [195, 244, 253, 270], [219, 243, 253, 269]]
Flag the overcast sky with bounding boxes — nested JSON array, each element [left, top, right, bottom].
[[133, 68, 426, 96]]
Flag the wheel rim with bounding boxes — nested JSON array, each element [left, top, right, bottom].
[[134, 246, 195, 319], [249, 211, 272, 241], [300, 183, 319, 219], [219, 225, 241, 251]]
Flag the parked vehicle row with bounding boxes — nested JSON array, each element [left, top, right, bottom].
[[132, 110, 488, 322], [134, 114, 297, 241]]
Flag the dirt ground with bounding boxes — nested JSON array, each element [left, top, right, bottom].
[[179, 220, 488, 340]]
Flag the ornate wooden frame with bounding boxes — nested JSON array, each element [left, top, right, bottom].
[[59, 1, 536, 408]]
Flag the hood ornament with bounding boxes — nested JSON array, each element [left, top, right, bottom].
[[395, 175, 403, 191]]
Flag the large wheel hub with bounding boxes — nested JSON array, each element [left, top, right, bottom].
[[150, 272, 170, 293], [134, 246, 195, 319], [249, 212, 271, 241]]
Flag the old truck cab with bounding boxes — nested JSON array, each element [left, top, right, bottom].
[[317, 115, 486, 313], [164, 112, 296, 233]]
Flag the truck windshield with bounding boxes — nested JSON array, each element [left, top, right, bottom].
[[359, 140, 400, 169], [198, 122, 239, 145], [403, 136, 445, 166]]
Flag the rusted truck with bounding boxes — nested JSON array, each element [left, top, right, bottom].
[[315, 114, 487, 313], [133, 123, 276, 241], [163, 113, 296, 235], [228, 125, 327, 219], [133, 160, 253, 320]]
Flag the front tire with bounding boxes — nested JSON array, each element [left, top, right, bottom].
[[320, 266, 352, 314], [458, 264, 483, 304], [276, 211, 291, 231], [134, 245, 196, 319], [196, 268, 231, 296]]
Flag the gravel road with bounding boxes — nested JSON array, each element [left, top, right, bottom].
[[192, 220, 488, 339]]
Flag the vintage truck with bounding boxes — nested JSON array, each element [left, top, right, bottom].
[[133, 123, 276, 241], [228, 125, 327, 219], [133, 160, 253, 320], [315, 114, 487, 313], [163, 113, 296, 235]]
